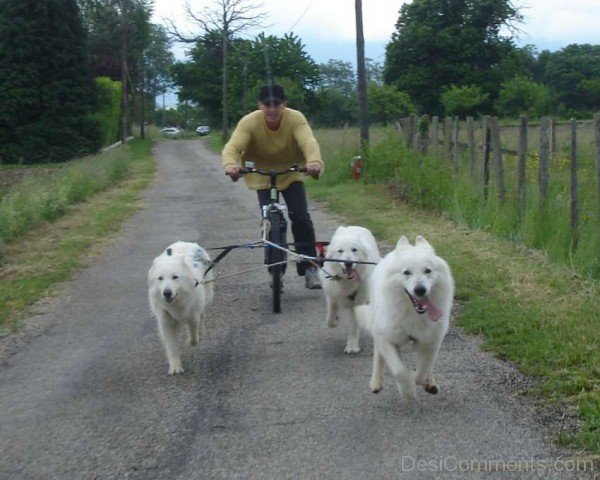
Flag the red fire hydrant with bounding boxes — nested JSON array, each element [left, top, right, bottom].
[[351, 155, 362, 180]]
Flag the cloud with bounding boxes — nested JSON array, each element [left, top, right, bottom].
[[516, 0, 600, 49], [153, 0, 402, 43], [263, 0, 401, 42]]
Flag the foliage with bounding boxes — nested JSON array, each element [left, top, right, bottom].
[[172, 31, 320, 126], [0, 139, 149, 245], [496, 76, 550, 117], [0, 0, 101, 164], [440, 84, 489, 117], [142, 24, 175, 105], [368, 83, 415, 125], [93, 77, 122, 146], [384, 0, 522, 114], [78, 0, 153, 82], [538, 44, 600, 114]]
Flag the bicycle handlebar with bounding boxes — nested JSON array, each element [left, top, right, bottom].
[[226, 165, 307, 177], [241, 165, 307, 176]]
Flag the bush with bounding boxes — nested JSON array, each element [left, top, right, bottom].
[[440, 85, 489, 117], [93, 77, 122, 147], [497, 76, 551, 117]]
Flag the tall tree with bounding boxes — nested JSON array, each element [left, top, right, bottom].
[[384, 0, 522, 114], [0, 0, 101, 163], [168, 0, 267, 141], [172, 32, 319, 126], [539, 44, 600, 113], [78, 0, 153, 141], [141, 25, 174, 111]]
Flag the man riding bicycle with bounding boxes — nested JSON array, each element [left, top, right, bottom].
[[223, 83, 324, 289]]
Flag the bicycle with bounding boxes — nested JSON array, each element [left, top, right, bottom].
[[231, 162, 308, 313]]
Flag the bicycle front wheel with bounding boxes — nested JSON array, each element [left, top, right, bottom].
[[267, 210, 286, 313]]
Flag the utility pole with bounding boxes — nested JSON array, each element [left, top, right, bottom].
[[355, 0, 369, 153], [120, 0, 129, 144]]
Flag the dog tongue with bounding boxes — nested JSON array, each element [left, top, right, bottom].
[[351, 269, 362, 283], [424, 298, 443, 321]]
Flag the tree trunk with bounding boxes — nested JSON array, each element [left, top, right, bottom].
[[221, 27, 229, 143]]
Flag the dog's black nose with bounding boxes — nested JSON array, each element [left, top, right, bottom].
[[344, 261, 353, 269], [414, 285, 426, 297], [163, 289, 172, 300]]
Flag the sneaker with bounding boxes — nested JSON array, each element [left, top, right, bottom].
[[304, 267, 322, 289]]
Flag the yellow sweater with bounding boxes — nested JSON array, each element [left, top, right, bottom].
[[222, 108, 324, 191]]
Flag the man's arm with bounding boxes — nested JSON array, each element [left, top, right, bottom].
[[222, 118, 252, 181], [291, 112, 323, 179]]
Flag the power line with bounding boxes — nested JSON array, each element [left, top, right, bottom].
[[286, 0, 316, 33]]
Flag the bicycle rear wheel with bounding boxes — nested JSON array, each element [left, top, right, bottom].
[[267, 210, 286, 313]]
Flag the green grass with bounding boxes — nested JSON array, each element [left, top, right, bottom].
[[0, 139, 155, 332], [308, 127, 600, 454]]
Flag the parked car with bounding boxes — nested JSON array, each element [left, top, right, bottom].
[[160, 127, 180, 136], [196, 125, 211, 136]]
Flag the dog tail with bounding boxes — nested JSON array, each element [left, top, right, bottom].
[[355, 304, 374, 334]]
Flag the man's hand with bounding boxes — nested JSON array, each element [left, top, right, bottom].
[[306, 162, 321, 179], [226, 165, 241, 182]]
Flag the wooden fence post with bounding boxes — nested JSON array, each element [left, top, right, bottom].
[[453, 116, 460, 171], [419, 115, 430, 154], [444, 117, 452, 162], [570, 118, 579, 251], [551, 117, 557, 159], [482, 116, 491, 200], [539, 116, 551, 205], [490, 116, 505, 203], [466, 116, 475, 177], [432, 116, 439, 156], [517, 115, 528, 218], [410, 115, 418, 150]]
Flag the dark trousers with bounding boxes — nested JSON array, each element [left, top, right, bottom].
[[257, 181, 316, 275]]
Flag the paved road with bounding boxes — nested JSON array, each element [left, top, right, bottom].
[[0, 140, 590, 480]]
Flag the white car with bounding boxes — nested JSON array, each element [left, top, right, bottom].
[[196, 125, 210, 136], [160, 127, 180, 135]]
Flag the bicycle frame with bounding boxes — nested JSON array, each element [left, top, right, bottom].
[[235, 163, 307, 313]]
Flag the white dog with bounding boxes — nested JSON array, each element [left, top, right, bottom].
[[148, 241, 215, 374], [356, 236, 454, 401], [319, 226, 381, 353]]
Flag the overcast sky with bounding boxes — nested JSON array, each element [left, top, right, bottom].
[[152, 0, 600, 66]]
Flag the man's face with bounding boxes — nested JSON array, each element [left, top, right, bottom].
[[259, 99, 286, 128]]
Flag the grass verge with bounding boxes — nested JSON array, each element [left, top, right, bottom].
[[0, 139, 155, 333]]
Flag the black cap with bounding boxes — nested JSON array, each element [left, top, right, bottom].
[[258, 84, 286, 104]]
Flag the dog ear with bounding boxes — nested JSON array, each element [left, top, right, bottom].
[[333, 225, 346, 236], [395, 236, 410, 250], [415, 236, 435, 252]]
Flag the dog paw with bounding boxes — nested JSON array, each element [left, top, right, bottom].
[[424, 383, 439, 394], [168, 365, 184, 375], [370, 381, 382, 393], [344, 345, 361, 354], [399, 383, 417, 403]]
